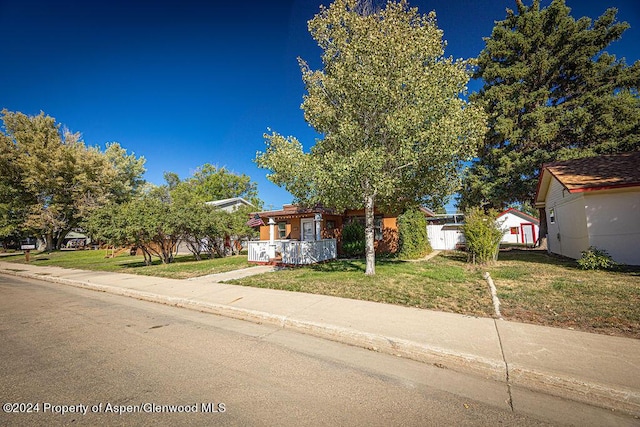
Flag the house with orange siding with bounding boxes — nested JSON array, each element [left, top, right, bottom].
[[246, 204, 409, 264]]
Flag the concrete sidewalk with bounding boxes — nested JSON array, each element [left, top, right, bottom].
[[1, 260, 638, 417]]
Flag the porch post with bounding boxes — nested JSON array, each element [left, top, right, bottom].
[[268, 218, 276, 258], [314, 213, 322, 241]]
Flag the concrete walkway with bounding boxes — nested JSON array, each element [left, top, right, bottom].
[[1, 260, 639, 418]]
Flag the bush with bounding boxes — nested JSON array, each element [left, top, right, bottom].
[[577, 246, 618, 270], [398, 208, 431, 259], [463, 207, 504, 264], [341, 221, 365, 257]]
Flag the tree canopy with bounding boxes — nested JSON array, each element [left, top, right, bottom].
[[0, 110, 146, 250], [256, 0, 486, 274], [459, 0, 640, 210]]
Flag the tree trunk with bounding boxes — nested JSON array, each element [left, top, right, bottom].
[[45, 232, 54, 252], [537, 207, 548, 250], [364, 194, 376, 276]]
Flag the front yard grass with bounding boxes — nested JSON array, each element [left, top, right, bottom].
[[2, 249, 250, 279], [229, 250, 640, 338], [484, 250, 640, 338], [4, 248, 639, 338]]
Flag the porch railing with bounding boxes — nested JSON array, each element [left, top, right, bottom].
[[248, 239, 337, 265]]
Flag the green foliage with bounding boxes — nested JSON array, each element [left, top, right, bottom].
[[397, 208, 431, 259], [256, 0, 486, 274], [341, 221, 365, 257], [459, 0, 640, 210], [463, 207, 504, 264], [86, 166, 260, 264], [577, 246, 618, 270], [0, 110, 145, 249], [169, 163, 261, 208]]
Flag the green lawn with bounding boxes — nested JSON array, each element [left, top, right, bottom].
[[229, 250, 640, 338], [230, 256, 495, 317], [2, 249, 251, 279], [3, 248, 639, 338], [484, 250, 640, 338]]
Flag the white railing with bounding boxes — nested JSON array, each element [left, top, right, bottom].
[[281, 239, 337, 265], [247, 239, 337, 265]]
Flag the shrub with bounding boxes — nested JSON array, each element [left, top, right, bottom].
[[341, 221, 365, 257], [577, 246, 618, 270], [398, 208, 431, 259], [463, 207, 504, 264]]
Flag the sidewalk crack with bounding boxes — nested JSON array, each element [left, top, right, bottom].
[[494, 318, 514, 412]]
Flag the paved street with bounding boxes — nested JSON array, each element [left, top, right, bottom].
[[0, 274, 636, 426]]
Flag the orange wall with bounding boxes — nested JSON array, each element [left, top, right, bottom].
[[256, 213, 399, 253]]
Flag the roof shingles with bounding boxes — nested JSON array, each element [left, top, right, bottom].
[[543, 151, 640, 193]]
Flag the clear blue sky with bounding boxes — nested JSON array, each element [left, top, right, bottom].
[[1, 0, 638, 212]]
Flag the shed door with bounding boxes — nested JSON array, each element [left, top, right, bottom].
[[521, 224, 535, 246]]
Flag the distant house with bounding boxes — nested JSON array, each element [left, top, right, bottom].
[[497, 208, 539, 246], [176, 197, 255, 255], [534, 152, 640, 266], [205, 197, 254, 212]]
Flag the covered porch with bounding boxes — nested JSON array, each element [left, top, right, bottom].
[[248, 212, 338, 265]]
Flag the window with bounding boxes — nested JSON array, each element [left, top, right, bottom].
[[326, 220, 335, 229], [374, 217, 383, 241], [549, 208, 555, 224], [510, 227, 519, 235], [278, 222, 287, 239], [350, 216, 383, 240]]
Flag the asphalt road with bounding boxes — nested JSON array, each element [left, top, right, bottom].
[[0, 274, 632, 426]]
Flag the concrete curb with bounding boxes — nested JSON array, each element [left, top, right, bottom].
[[508, 365, 640, 416], [1, 268, 506, 382], [2, 267, 639, 417]]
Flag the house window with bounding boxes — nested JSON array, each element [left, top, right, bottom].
[[510, 227, 519, 235], [350, 216, 383, 241], [375, 217, 383, 241], [549, 208, 555, 224], [326, 220, 335, 229], [277, 222, 287, 239]]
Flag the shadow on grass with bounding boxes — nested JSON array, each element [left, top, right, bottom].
[[308, 257, 409, 273], [115, 254, 223, 269]]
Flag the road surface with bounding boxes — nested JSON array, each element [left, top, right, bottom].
[[0, 273, 634, 426]]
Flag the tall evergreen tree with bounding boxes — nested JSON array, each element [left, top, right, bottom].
[[459, 0, 640, 212]]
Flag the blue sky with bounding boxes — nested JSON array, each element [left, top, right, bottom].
[[1, 0, 638, 212]]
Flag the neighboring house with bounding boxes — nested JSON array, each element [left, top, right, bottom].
[[205, 197, 254, 212], [534, 152, 640, 266], [63, 231, 91, 249], [497, 208, 539, 246], [247, 204, 407, 265], [176, 197, 255, 255]]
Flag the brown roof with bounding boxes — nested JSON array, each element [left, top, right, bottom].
[[542, 151, 640, 193]]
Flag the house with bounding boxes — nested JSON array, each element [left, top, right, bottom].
[[247, 204, 403, 265], [176, 197, 255, 255], [205, 197, 254, 212], [534, 152, 640, 266], [497, 208, 539, 246]]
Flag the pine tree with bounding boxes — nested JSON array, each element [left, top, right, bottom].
[[459, 0, 640, 212]]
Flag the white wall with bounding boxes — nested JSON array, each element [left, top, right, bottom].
[[427, 224, 465, 250], [498, 212, 539, 245], [545, 178, 589, 260], [584, 190, 640, 266]]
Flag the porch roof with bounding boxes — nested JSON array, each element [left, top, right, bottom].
[[253, 205, 338, 221]]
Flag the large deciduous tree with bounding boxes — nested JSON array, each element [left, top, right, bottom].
[[256, 0, 485, 275], [459, 0, 640, 216], [0, 110, 146, 250]]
